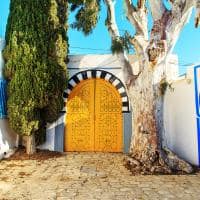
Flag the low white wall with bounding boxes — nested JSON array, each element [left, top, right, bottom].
[[0, 119, 17, 158], [164, 70, 199, 165], [38, 114, 65, 151]]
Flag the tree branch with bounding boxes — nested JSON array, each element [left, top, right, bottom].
[[137, 0, 146, 9], [124, 0, 148, 40], [104, 0, 138, 87], [165, 0, 194, 54], [149, 0, 166, 21], [105, 0, 120, 38], [147, 0, 195, 65], [195, 0, 200, 27], [123, 0, 149, 74]]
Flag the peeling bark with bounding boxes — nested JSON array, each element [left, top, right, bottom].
[[149, 0, 166, 21], [126, 63, 193, 174]]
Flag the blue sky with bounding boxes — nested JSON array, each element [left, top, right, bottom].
[[1, 0, 200, 74]]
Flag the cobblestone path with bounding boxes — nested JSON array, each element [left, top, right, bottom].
[[0, 153, 200, 200]]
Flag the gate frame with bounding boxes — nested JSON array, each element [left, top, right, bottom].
[[63, 69, 132, 153]]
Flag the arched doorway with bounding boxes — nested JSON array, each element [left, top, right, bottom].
[[65, 78, 123, 152]]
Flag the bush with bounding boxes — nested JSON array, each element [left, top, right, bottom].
[[3, 0, 68, 144]]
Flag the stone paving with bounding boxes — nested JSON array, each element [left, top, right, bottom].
[[0, 152, 200, 200]]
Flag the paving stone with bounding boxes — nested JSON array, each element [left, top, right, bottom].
[[0, 153, 200, 200]]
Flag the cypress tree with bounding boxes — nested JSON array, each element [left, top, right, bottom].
[[3, 0, 68, 154]]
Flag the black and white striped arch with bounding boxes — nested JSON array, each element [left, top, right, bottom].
[[63, 70, 130, 112]]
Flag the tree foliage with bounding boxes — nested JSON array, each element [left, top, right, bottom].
[[69, 0, 101, 35], [3, 0, 68, 142], [111, 32, 133, 54]]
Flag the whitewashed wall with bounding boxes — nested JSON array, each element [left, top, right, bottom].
[[68, 54, 179, 83], [68, 54, 125, 84], [0, 119, 17, 158], [164, 68, 199, 165], [38, 114, 64, 152]]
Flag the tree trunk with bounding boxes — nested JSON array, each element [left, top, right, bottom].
[[130, 67, 159, 160], [126, 65, 164, 173], [25, 134, 36, 155], [126, 64, 193, 174]]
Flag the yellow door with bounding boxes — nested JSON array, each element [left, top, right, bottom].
[[95, 79, 122, 152], [65, 78, 122, 152], [65, 79, 95, 151]]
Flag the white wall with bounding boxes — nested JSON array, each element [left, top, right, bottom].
[[0, 119, 17, 158], [164, 69, 199, 165], [68, 54, 125, 83], [38, 114, 64, 151], [68, 54, 179, 83]]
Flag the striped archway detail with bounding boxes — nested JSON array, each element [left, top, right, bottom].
[[63, 70, 130, 112]]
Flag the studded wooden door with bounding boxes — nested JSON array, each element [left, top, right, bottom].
[[95, 79, 122, 152], [65, 79, 95, 151], [65, 78, 122, 152]]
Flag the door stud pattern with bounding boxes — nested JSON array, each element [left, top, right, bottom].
[[65, 78, 122, 152]]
